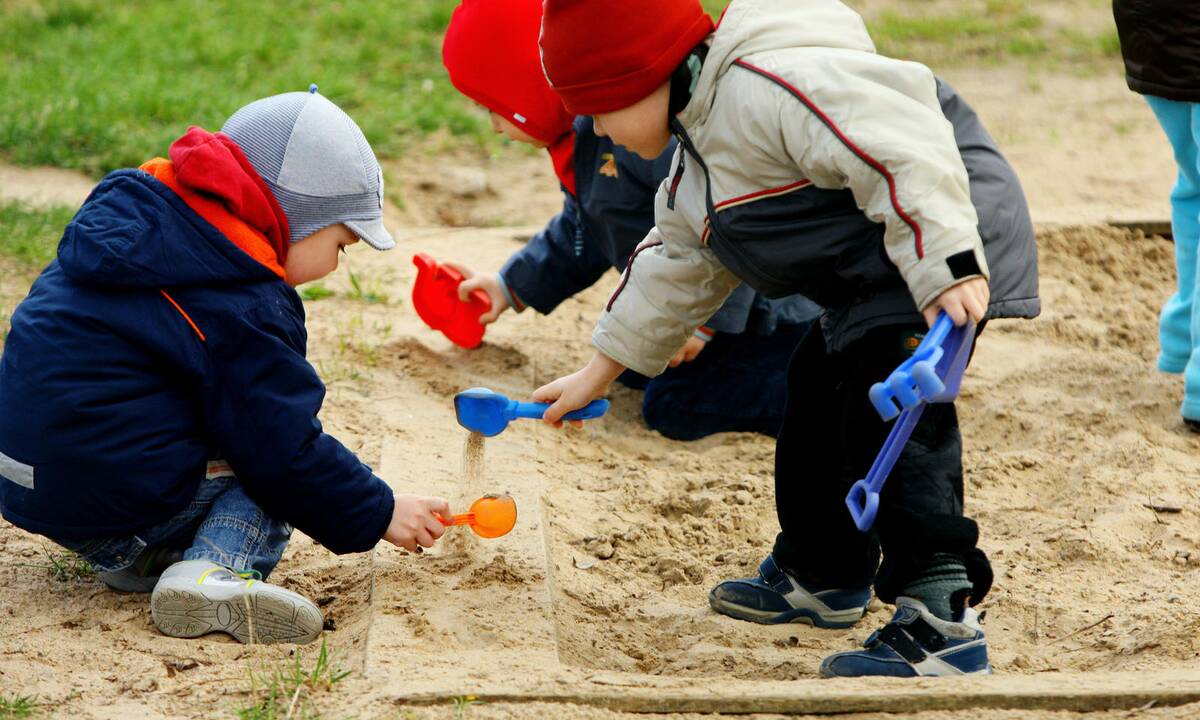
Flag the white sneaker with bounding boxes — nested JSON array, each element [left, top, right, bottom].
[[151, 560, 323, 644]]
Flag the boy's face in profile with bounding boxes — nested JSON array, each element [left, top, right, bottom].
[[284, 223, 359, 287], [592, 82, 673, 160]]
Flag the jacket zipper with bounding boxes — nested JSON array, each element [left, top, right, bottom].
[[667, 153, 686, 210]]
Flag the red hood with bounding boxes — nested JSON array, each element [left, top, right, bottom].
[[442, 0, 576, 194], [168, 127, 290, 263]]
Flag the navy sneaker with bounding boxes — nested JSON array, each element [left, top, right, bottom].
[[708, 555, 871, 628], [819, 597, 991, 677]]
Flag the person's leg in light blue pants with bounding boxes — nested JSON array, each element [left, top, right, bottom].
[[1145, 96, 1200, 421]]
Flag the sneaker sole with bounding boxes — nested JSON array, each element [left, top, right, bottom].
[[708, 592, 865, 629], [151, 580, 323, 644]]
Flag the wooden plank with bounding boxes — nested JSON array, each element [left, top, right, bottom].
[[383, 671, 1200, 715], [1109, 219, 1173, 240]]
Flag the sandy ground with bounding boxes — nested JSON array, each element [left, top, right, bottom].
[[2, 222, 1199, 718], [2, 5, 1199, 718]]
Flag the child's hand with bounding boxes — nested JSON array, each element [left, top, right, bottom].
[[383, 493, 451, 552], [443, 262, 509, 324], [533, 352, 626, 425], [669, 335, 709, 368], [923, 277, 989, 327]]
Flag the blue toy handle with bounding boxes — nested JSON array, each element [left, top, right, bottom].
[[846, 405, 925, 531], [847, 311, 976, 532], [510, 398, 610, 422]]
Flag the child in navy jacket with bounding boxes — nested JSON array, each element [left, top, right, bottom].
[[0, 88, 450, 644], [440, 0, 819, 441]]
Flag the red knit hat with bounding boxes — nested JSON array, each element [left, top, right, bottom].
[[540, 0, 715, 115], [443, 0, 577, 193], [443, 0, 575, 147]]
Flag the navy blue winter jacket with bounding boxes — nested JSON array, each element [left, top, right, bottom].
[[499, 117, 816, 335], [0, 170, 394, 553]]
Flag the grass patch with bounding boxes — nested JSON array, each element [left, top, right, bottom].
[[236, 639, 350, 720], [452, 695, 484, 719], [299, 283, 336, 302], [344, 267, 388, 305], [0, 695, 39, 720], [7, 547, 94, 582], [865, 1, 1121, 67], [0, 0, 490, 176], [869, 6, 1045, 63], [0, 202, 76, 270]]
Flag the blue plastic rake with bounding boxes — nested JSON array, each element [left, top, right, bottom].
[[845, 313, 976, 531]]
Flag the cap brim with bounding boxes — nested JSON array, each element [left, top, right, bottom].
[[344, 217, 395, 251]]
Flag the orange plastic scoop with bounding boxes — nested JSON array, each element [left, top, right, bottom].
[[436, 494, 517, 539]]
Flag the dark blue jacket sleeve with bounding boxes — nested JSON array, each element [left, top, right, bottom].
[[704, 284, 755, 334], [499, 194, 613, 315], [202, 300, 393, 555]]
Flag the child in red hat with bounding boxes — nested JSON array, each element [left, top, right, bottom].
[[535, 0, 1040, 677], [440, 0, 818, 441]]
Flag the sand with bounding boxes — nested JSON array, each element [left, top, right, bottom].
[[1, 16, 1199, 718], [2, 222, 1199, 718]]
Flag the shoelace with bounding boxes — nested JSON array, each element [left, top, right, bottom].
[[197, 566, 263, 586]]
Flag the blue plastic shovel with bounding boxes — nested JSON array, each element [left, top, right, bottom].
[[845, 312, 976, 531], [453, 387, 611, 437]]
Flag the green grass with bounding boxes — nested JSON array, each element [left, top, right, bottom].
[[298, 283, 336, 302], [236, 639, 350, 720], [866, 2, 1121, 66], [0, 0, 489, 177], [0, 202, 77, 269], [452, 695, 484, 719], [0, 695, 39, 720], [7, 547, 94, 582]]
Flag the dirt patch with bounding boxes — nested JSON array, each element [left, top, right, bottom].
[[0, 162, 94, 208]]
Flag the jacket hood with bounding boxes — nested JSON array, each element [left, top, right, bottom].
[[679, 0, 875, 128], [58, 168, 283, 289]]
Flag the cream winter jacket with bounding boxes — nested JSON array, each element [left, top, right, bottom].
[[593, 0, 1037, 377]]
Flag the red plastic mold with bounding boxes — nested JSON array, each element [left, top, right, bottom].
[[411, 253, 491, 349]]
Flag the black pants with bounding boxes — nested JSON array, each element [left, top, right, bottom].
[[771, 323, 993, 606]]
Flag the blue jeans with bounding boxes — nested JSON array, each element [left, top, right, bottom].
[[52, 461, 291, 579], [1146, 95, 1200, 420]]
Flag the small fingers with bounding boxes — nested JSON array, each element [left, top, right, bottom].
[[945, 302, 968, 327], [542, 398, 569, 424], [923, 304, 941, 328], [415, 528, 435, 549], [426, 497, 451, 517], [531, 381, 561, 404], [457, 277, 481, 302]]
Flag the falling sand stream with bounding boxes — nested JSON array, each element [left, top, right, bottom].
[[443, 431, 486, 556]]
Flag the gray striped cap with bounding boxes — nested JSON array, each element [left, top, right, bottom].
[[221, 85, 394, 250]]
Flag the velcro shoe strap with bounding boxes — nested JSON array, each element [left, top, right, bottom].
[[758, 557, 795, 595], [876, 623, 929, 664], [901, 615, 948, 652]]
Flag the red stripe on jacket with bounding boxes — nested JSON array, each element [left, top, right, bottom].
[[733, 59, 925, 259]]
